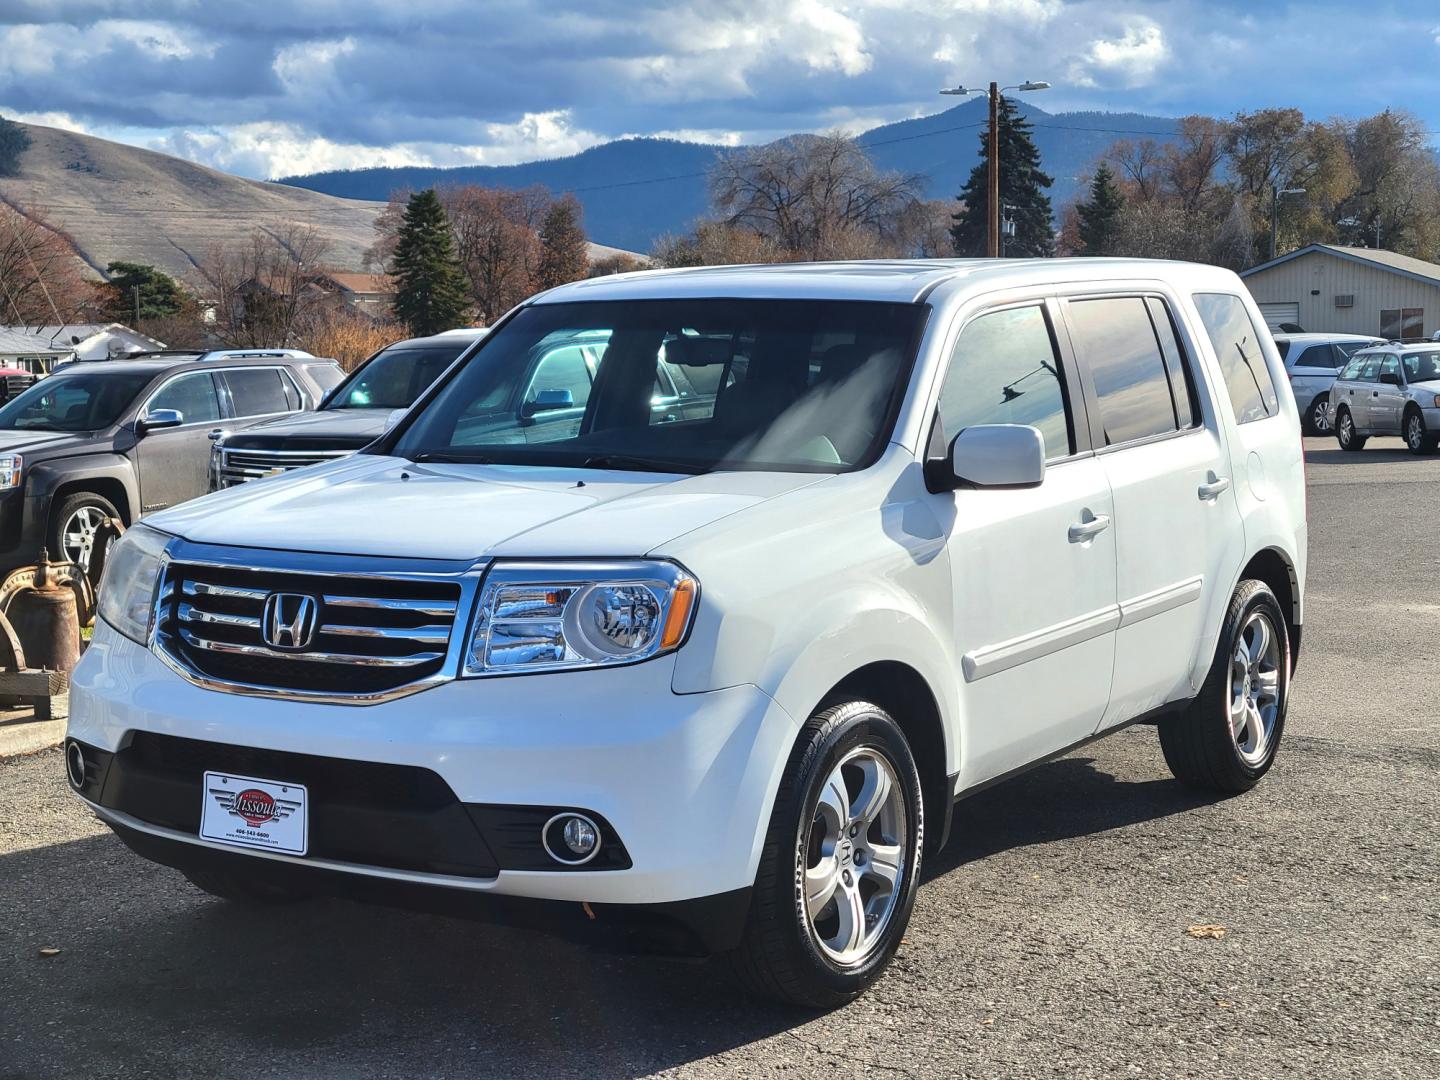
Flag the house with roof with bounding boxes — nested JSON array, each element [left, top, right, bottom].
[[0, 323, 166, 372], [1242, 244, 1440, 340], [314, 272, 395, 316]]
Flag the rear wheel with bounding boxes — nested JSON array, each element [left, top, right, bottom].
[[1159, 580, 1289, 794], [1305, 395, 1332, 436], [1336, 408, 1366, 451], [1404, 408, 1438, 455], [727, 700, 923, 1008]]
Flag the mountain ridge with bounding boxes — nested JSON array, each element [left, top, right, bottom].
[[279, 101, 1183, 251]]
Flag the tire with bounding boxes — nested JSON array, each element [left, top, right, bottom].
[[1304, 395, 1331, 436], [726, 700, 924, 1008], [182, 868, 312, 905], [1336, 408, 1366, 451], [48, 491, 120, 574], [1159, 580, 1290, 794], [1403, 408, 1439, 455]]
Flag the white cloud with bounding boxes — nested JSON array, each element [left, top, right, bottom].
[[1069, 20, 1170, 89], [0, 109, 93, 134]]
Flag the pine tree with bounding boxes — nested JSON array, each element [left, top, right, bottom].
[[537, 196, 590, 290], [0, 113, 29, 177], [391, 189, 468, 335], [1076, 163, 1126, 256], [950, 96, 1055, 258], [105, 261, 185, 321]]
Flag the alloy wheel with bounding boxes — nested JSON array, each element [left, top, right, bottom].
[[61, 506, 105, 567], [1229, 610, 1281, 766], [1311, 399, 1331, 434], [1339, 412, 1353, 446], [802, 746, 908, 967], [1408, 414, 1424, 450]]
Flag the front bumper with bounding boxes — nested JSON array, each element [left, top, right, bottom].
[[68, 624, 796, 918]]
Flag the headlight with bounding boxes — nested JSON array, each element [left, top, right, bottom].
[[0, 454, 21, 489], [466, 560, 697, 676], [97, 524, 172, 644]]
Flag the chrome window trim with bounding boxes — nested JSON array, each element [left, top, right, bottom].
[[149, 539, 487, 706]]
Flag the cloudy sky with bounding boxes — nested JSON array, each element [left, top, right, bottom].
[[1, 0, 1436, 179]]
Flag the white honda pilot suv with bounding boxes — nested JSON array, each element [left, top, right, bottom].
[[67, 259, 1306, 1007]]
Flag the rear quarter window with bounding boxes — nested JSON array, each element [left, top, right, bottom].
[[1192, 293, 1280, 424]]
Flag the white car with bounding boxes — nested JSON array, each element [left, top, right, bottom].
[[66, 259, 1307, 1007], [1271, 332, 1385, 434]]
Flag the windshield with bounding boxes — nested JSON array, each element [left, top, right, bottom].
[[1401, 351, 1440, 383], [327, 344, 471, 410], [0, 370, 152, 432], [390, 299, 926, 474]]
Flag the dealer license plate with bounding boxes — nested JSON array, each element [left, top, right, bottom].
[[199, 771, 309, 855]]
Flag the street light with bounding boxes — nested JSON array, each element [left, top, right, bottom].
[[1270, 186, 1306, 261], [940, 79, 1050, 257]]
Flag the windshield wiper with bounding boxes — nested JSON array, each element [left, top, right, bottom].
[[580, 454, 708, 475], [408, 451, 494, 465]]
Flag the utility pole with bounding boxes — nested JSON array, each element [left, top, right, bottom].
[[133, 285, 141, 327], [1269, 186, 1306, 261], [940, 79, 1050, 259]]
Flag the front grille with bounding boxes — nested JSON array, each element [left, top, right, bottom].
[[0, 373, 35, 403], [216, 446, 353, 487], [155, 560, 464, 698]]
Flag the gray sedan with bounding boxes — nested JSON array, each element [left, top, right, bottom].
[[1330, 345, 1440, 454]]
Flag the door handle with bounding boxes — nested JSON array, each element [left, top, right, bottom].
[[1068, 514, 1111, 543], [1198, 476, 1231, 500], [1372, 391, 1380, 398]]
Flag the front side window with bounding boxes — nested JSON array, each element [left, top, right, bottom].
[[939, 304, 1073, 460], [1379, 355, 1401, 384], [1192, 293, 1279, 425], [1067, 296, 1188, 445], [220, 368, 296, 418], [392, 299, 926, 473], [146, 372, 220, 423], [1358, 356, 1382, 382]]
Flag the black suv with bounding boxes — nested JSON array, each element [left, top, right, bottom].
[[0, 354, 341, 570], [210, 330, 486, 488]]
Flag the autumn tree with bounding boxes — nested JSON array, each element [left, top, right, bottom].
[[951, 96, 1055, 257], [391, 189, 468, 336], [200, 224, 334, 348], [537, 195, 589, 290], [710, 135, 922, 260], [0, 203, 92, 325], [1075, 164, 1125, 256], [651, 222, 781, 268]]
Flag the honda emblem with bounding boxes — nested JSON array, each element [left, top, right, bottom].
[[261, 592, 319, 650]]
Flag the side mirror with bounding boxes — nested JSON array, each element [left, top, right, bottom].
[[521, 388, 575, 418], [1379, 371, 1401, 386], [948, 424, 1045, 489], [138, 409, 184, 433]]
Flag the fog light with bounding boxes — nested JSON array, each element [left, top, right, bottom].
[[542, 812, 602, 865], [66, 741, 86, 788]]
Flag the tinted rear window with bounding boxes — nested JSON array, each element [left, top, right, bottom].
[[1067, 296, 1190, 445], [1192, 293, 1279, 424]]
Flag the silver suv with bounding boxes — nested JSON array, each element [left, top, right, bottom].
[[1330, 344, 1440, 454]]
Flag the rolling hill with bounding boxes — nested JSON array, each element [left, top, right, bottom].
[[281, 100, 1182, 251], [0, 122, 385, 283]]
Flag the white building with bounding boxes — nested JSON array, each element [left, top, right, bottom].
[[1242, 244, 1440, 339]]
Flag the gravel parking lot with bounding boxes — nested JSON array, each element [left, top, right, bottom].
[[2, 437, 1437, 1080]]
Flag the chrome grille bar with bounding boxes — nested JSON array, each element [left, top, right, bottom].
[[178, 629, 445, 668], [320, 622, 452, 644], [322, 595, 458, 617], [177, 603, 260, 630], [183, 580, 268, 601]]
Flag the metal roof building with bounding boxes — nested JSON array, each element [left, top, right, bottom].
[[1242, 244, 1440, 339]]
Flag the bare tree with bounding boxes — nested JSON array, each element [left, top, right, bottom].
[[709, 135, 923, 261], [0, 202, 94, 326], [200, 225, 334, 348], [1108, 138, 1165, 203], [651, 222, 782, 268]]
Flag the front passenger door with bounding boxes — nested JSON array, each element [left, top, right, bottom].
[[938, 301, 1119, 787], [1373, 355, 1405, 433], [135, 371, 223, 512]]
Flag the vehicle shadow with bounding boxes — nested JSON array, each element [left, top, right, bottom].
[[4, 752, 1218, 1077], [1303, 442, 1415, 465]]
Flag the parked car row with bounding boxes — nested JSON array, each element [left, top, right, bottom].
[[65, 258, 1308, 1008]]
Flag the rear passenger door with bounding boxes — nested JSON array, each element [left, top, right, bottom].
[[217, 366, 306, 435], [1060, 294, 1245, 730], [938, 300, 1119, 786]]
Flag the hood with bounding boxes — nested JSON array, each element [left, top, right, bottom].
[[148, 454, 828, 561], [1409, 378, 1440, 395], [0, 429, 96, 455], [220, 409, 392, 451]]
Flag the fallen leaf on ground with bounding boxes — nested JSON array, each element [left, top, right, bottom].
[[1187, 924, 1227, 940], [1216, 999, 1233, 1008], [37, 947, 60, 957]]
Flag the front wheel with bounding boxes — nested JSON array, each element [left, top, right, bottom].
[[1404, 409, 1438, 455], [1305, 395, 1332, 436], [1336, 408, 1366, 452], [727, 700, 924, 1008], [1159, 580, 1289, 794]]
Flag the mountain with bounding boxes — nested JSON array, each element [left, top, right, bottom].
[[0, 122, 384, 282], [280, 101, 1182, 252]]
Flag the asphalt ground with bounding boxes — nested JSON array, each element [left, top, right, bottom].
[[2, 436, 1436, 1079]]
